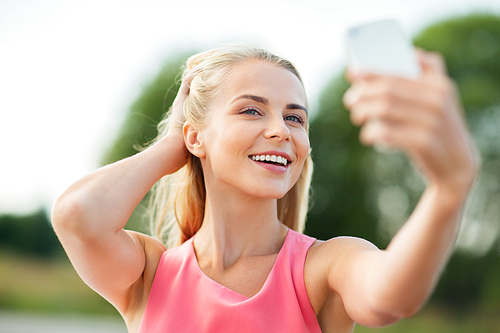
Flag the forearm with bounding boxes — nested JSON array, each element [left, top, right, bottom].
[[366, 182, 469, 317], [52, 134, 186, 237]]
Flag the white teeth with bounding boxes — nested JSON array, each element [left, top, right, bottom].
[[251, 154, 289, 166]]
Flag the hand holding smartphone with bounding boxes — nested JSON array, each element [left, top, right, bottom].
[[345, 19, 421, 79], [345, 19, 422, 153]]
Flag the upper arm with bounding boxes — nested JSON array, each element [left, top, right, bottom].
[[54, 218, 165, 314], [308, 237, 399, 328]]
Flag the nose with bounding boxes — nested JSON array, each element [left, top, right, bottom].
[[264, 115, 291, 142]]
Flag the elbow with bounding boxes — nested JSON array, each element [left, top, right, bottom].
[[52, 192, 90, 238], [398, 303, 422, 319], [365, 296, 424, 326], [363, 275, 430, 324], [375, 304, 421, 322]]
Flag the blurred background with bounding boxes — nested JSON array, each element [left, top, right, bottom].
[[1, 0, 499, 332]]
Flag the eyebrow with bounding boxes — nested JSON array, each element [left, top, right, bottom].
[[232, 94, 308, 115]]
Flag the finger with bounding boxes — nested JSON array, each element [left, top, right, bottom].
[[178, 69, 199, 96], [345, 66, 379, 83], [416, 48, 447, 76], [359, 119, 395, 147], [349, 96, 439, 129], [359, 118, 431, 152], [344, 76, 413, 109], [169, 70, 200, 132], [344, 76, 443, 115]]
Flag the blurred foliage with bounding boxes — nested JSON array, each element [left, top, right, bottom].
[[305, 75, 384, 245], [0, 209, 62, 259], [432, 250, 500, 311], [413, 14, 500, 110]]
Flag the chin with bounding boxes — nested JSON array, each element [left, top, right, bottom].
[[249, 187, 290, 200]]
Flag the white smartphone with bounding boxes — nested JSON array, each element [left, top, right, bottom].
[[345, 19, 421, 79]]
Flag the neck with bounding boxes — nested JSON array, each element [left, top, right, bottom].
[[194, 188, 288, 270]]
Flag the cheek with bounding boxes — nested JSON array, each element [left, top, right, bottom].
[[295, 131, 311, 160]]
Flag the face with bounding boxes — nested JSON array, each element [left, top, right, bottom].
[[193, 60, 310, 200]]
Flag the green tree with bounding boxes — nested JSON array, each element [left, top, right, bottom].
[[304, 75, 384, 245], [0, 209, 61, 259]]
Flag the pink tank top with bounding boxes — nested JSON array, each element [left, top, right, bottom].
[[138, 229, 322, 332]]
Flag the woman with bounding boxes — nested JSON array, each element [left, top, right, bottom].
[[52, 44, 477, 332]]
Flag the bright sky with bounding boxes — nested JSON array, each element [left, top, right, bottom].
[[1, 0, 499, 215]]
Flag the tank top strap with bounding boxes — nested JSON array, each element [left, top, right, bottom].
[[275, 229, 319, 330]]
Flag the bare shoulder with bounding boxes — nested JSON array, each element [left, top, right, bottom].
[[305, 237, 380, 332], [305, 236, 376, 285], [307, 236, 378, 266], [308, 236, 380, 287], [306, 236, 378, 286]]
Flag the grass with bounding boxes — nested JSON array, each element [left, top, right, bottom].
[[0, 250, 118, 316]]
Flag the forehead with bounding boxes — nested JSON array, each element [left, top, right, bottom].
[[216, 60, 307, 107]]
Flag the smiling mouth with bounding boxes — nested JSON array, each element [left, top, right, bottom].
[[250, 154, 288, 166]]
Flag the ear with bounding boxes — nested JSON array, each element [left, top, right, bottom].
[[183, 122, 206, 158]]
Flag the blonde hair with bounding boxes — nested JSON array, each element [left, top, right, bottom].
[[147, 43, 313, 248]]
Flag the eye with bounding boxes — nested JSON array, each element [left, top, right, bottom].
[[240, 107, 261, 115], [284, 114, 304, 124]]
